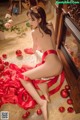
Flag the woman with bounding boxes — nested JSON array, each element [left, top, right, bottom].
[[20, 6, 63, 120]]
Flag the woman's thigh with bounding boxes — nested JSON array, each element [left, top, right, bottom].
[[23, 62, 54, 80]]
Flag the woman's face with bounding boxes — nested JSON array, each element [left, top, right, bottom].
[[28, 13, 39, 29]]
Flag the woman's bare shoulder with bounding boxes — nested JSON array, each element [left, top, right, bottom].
[[32, 30, 40, 41]]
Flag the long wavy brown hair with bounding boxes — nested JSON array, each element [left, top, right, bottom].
[[27, 6, 52, 36]]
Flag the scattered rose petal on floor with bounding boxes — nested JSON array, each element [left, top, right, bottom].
[[24, 48, 34, 54], [16, 50, 23, 57], [65, 84, 70, 91], [60, 89, 69, 98], [36, 109, 42, 115], [22, 111, 30, 119], [59, 106, 65, 112], [67, 98, 73, 105], [2, 54, 7, 59], [67, 107, 74, 113]]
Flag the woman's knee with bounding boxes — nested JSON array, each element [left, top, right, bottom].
[[19, 78, 29, 85]]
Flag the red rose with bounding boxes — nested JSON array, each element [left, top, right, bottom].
[[36, 109, 42, 115], [16, 50, 22, 57], [67, 98, 73, 105], [0, 64, 4, 71], [0, 58, 3, 64], [59, 106, 65, 112], [60, 89, 69, 98], [4, 62, 9, 66], [67, 107, 74, 113], [2, 54, 7, 59], [65, 85, 70, 91], [22, 111, 30, 119]]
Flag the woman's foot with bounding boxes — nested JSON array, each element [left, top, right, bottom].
[[40, 100, 48, 120]]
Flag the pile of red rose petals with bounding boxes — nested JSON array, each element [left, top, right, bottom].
[[0, 49, 35, 119], [59, 84, 74, 113], [0, 56, 37, 119], [0, 48, 73, 119]]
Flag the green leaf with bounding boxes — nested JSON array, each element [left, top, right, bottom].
[[26, 22, 30, 27]]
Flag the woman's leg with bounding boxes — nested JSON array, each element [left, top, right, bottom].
[[22, 62, 55, 79], [20, 63, 53, 120], [20, 79, 48, 120], [38, 83, 50, 102]]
